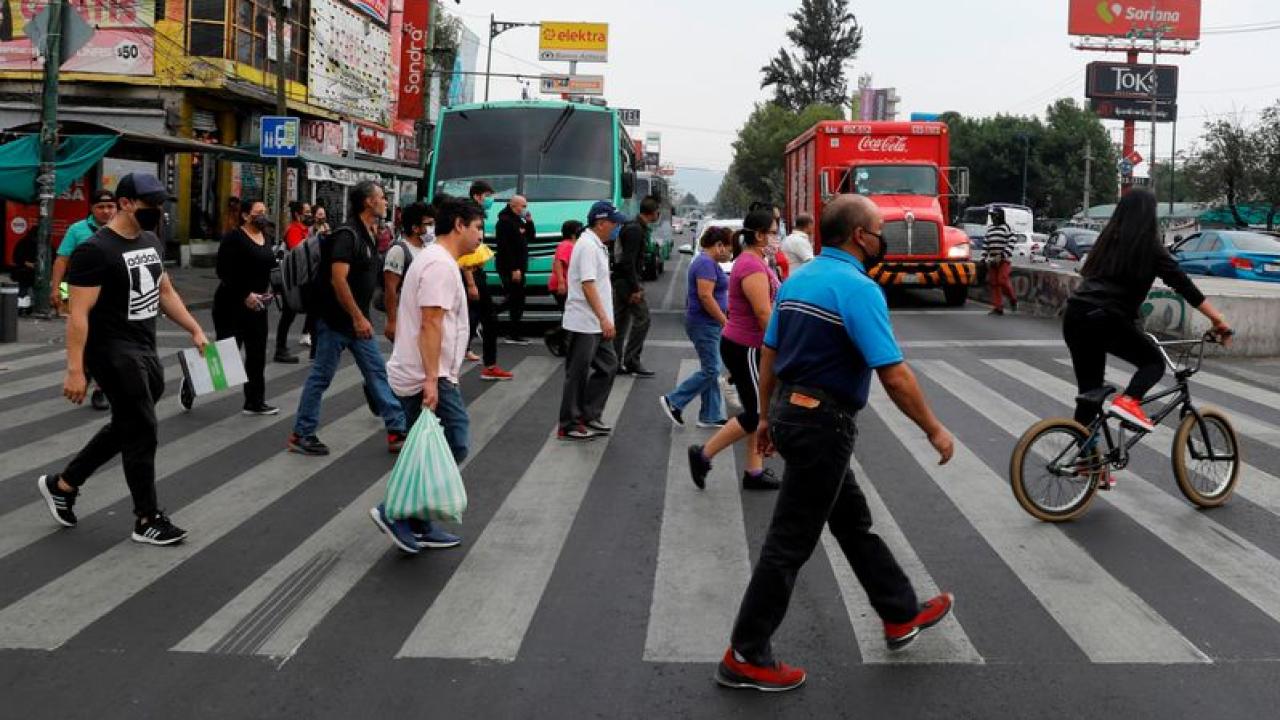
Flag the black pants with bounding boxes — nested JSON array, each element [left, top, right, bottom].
[[558, 330, 619, 430], [720, 338, 761, 432], [276, 305, 310, 353], [500, 271, 526, 329], [1063, 301, 1164, 425], [467, 269, 498, 366], [613, 286, 651, 368], [61, 353, 166, 518], [213, 296, 269, 408], [730, 389, 918, 665]]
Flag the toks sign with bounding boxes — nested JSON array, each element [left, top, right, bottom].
[[1087, 62, 1178, 101], [1068, 0, 1202, 41]]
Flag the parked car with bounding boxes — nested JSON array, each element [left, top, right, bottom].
[[1041, 228, 1100, 262], [1172, 230, 1280, 282], [1011, 233, 1045, 262]]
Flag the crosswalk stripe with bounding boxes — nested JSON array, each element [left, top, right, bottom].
[[926, 359, 1280, 645], [1194, 370, 1280, 412], [395, 376, 636, 660], [0, 348, 182, 403], [0, 349, 72, 374], [0, 404, 385, 650], [0, 342, 43, 359], [644, 360, 749, 663], [172, 357, 560, 658], [1051, 359, 1280, 446], [825, 455, 982, 664], [0, 367, 363, 563], [986, 360, 1280, 528], [869, 373, 1207, 663], [0, 359, 301, 485]]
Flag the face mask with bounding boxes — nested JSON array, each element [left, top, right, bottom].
[[482, 196, 495, 211], [302, 217, 314, 227], [134, 207, 162, 232], [422, 227, 436, 243], [860, 231, 887, 267], [765, 234, 782, 258], [250, 215, 270, 229], [609, 224, 622, 242]]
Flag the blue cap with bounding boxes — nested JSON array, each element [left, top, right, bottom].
[[588, 200, 626, 226], [115, 173, 170, 205]]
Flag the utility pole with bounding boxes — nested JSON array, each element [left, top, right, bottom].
[[33, 0, 68, 317], [274, 0, 289, 238], [1149, 13, 1160, 193], [1168, 118, 1177, 215], [1018, 132, 1030, 206], [1083, 141, 1092, 213], [484, 16, 540, 102]]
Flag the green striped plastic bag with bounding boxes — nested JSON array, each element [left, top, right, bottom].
[[384, 411, 467, 522]]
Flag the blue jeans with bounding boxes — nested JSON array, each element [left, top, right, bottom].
[[667, 321, 726, 423], [397, 379, 469, 465], [293, 317, 406, 437]]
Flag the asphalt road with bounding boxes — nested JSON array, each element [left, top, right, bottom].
[[2, 259, 1279, 719]]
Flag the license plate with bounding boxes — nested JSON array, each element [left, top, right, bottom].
[[1266, 263, 1280, 273], [898, 274, 923, 285]]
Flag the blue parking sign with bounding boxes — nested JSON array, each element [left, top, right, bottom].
[[260, 116, 300, 158]]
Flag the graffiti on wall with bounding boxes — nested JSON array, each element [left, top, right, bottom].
[[1142, 289, 1189, 336]]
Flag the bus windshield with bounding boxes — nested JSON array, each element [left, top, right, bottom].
[[433, 107, 614, 202], [843, 165, 937, 196]]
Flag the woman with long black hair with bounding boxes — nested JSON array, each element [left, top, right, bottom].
[[1064, 188, 1231, 438], [212, 198, 278, 415], [687, 209, 782, 492]]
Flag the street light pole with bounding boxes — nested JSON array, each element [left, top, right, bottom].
[[483, 17, 541, 102], [33, 0, 69, 317], [1019, 133, 1029, 207], [274, 0, 290, 238]]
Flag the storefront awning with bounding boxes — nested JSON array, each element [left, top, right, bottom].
[[2, 120, 259, 162], [0, 134, 117, 203], [301, 151, 421, 181]]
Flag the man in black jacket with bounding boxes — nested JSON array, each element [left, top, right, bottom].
[[613, 196, 658, 377], [495, 195, 534, 344]]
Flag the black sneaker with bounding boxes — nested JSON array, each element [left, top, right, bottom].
[[243, 403, 280, 416], [688, 444, 711, 490], [274, 350, 300, 364], [37, 474, 77, 527], [743, 468, 782, 491], [90, 389, 109, 411], [584, 419, 613, 436], [179, 377, 195, 411], [131, 512, 188, 546], [624, 363, 656, 378], [288, 433, 330, 456], [557, 425, 595, 441], [659, 395, 684, 426]]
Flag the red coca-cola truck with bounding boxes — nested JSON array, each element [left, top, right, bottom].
[[784, 120, 976, 306]]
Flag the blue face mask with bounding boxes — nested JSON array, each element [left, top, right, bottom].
[[482, 196, 495, 211], [609, 224, 622, 241]]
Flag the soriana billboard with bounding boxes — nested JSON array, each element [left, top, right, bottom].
[[1068, 0, 1202, 41]]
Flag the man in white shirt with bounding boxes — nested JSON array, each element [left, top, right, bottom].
[[780, 213, 815, 271], [373, 196, 484, 553], [558, 201, 625, 441]]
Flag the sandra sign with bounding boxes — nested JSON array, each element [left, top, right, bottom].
[[1087, 62, 1178, 101], [1068, 0, 1202, 41], [538, 21, 609, 62]]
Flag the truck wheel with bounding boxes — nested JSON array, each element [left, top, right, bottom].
[[944, 286, 969, 307]]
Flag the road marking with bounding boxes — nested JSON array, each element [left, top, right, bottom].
[[826, 454, 982, 664], [890, 310, 991, 316], [929, 359, 1280, 652], [395, 377, 635, 660], [0, 358, 296, 485], [645, 339, 1066, 350], [987, 360, 1280, 525], [869, 369, 1207, 663], [0, 349, 72, 374], [173, 358, 559, 659], [0, 368, 363, 563], [0, 405, 383, 650], [0, 342, 43, 359], [0, 348, 181, 403], [644, 360, 749, 662], [662, 254, 689, 311]]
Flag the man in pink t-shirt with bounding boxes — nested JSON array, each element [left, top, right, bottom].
[[374, 197, 485, 554]]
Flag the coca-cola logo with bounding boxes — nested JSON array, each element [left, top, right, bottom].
[[857, 135, 909, 153]]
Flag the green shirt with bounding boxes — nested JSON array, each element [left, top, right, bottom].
[[57, 216, 100, 257]]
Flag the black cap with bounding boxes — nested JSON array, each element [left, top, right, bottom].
[[115, 173, 169, 205], [91, 189, 115, 204]]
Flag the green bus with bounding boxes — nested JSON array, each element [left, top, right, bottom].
[[625, 172, 675, 281], [426, 100, 639, 320]]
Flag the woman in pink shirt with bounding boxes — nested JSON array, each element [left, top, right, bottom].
[[687, 209, 782, 491]]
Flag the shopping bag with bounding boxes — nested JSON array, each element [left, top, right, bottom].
[[384, 411, 468, 523], [177, 338, 248, 397]]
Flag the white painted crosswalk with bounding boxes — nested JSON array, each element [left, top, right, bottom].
[[2, 350, 1280, 668]]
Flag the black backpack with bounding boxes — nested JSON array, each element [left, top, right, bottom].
[[372, 239, 417, 313], [276, 227, 353, 314]]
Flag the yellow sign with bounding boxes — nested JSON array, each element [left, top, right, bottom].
[[538, 21, 608, 63]]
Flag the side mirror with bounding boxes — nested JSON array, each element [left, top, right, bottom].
[[678, 243, 693, 255], [621, 170, 636, 199]]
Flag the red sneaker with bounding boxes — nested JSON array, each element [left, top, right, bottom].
[[387, 431, 407, 454], [884, 592, 955, 650], [1109, 395, 1154, 432], [480, 365, 514, 381], [714, 648, 806, 692]]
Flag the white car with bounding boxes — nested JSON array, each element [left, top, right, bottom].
[[680, 218, 743, 273], [1011, 233, 1046, 263]]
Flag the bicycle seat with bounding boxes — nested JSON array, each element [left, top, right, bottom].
[[1076, 385, 1118, 411]]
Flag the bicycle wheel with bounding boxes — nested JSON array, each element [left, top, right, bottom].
[[1010, 418, 1101, 522], [1172, 408, 1240, 508]]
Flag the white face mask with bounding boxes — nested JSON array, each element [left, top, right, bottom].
[[422, 226, 436, 243]]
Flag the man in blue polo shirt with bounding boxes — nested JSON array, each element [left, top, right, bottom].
[[714, 194, 957, 693]]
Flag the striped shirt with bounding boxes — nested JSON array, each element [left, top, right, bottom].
[[984, 224, 1015, 262]]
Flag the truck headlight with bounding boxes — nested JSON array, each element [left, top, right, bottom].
[[947, 244, 971, 259]]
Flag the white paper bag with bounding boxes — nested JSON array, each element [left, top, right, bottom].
[[178, 338, 248, 396]]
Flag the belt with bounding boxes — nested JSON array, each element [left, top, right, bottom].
[[777, 384, 859, 416]]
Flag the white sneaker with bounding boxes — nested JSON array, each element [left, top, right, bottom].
[[300, 333, 312, 347]]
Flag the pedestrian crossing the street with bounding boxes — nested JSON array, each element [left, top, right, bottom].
[[0, 349, 1278, 668]]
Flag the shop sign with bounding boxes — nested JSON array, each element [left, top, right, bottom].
[[308, 0, 393, 125], [397, 0, 431, 121], [347, 123, 398, 161], [306, 162, 381, 187], [300, 120, 343, 156], [397, 133, 421, 165], [1068, 0, 1201, 41], [0, 0, 155, 76]]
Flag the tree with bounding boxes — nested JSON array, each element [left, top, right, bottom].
[[723, 102, 844, 211], [761, 0, 863, 112], [1250, 102, 1280, 229], [678, 192, 700, 208], [1192, 117, 1254, 227], [712, 172, 749, 217]]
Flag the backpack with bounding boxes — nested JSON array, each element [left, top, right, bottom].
[[372, 239, 416, 313], [277, 228, 351, 314]]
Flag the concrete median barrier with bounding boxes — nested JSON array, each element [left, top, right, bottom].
[[970, 265, 1280, 357]]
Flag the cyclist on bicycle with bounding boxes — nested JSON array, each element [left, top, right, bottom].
[[1063, 188, 1232, 435]]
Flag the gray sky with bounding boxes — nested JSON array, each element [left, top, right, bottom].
[[456, 1, 1280, 202]]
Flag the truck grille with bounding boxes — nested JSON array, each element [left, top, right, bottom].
[[882, 220, 940, 257]]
